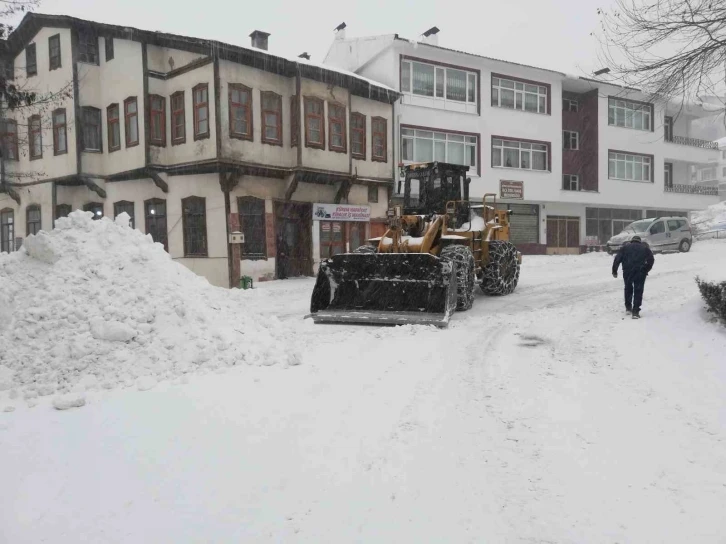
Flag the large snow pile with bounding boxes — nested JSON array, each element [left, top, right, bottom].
[[691, 200, 726, 234], [0, 211, 297, 407]]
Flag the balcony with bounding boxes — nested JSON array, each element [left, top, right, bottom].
[[664, 183, 718, 196], [665, 135, 718, 150]]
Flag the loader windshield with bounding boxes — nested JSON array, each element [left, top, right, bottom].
[[398, 167, 467, 214]]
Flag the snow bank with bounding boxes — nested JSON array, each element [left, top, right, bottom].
[[0, 211, 297, 407], [691, 201, 726, 234]]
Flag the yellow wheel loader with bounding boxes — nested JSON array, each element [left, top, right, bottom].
[[310, 162, 522, 327]]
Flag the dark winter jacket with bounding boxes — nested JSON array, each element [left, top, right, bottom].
[[612, 241, 655, 276]]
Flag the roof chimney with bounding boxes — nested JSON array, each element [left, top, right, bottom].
[[249, 30, 270, 51], [298, 52, 311, 60], [334, 22, 347, 40], [422, 26, 440, 46]]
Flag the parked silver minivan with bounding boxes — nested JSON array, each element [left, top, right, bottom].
[[606, 217, 692, 254]]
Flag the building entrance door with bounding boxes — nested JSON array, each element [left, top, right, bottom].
[[546, 216, 580, 255], [274, 201, 313, 278]]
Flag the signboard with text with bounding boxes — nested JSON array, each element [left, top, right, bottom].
[[312, 203, 371, 222], [500, 180, 524, 200]]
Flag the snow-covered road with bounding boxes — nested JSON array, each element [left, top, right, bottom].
[[2, 243, 726, 543]]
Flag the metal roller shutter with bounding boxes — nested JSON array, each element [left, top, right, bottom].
[[506, 203, 539, 245]]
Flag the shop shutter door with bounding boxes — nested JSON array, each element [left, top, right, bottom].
[[507, 203, 539, 245]]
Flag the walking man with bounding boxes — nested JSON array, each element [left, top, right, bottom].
[[612, 236, 655, 319]]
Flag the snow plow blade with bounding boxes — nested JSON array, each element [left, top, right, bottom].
[[310, 253, 458, 328]]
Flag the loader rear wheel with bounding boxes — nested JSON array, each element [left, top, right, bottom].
[[481, 241, 520, 296], [353, 245, 377, 254], [440, 245, 475, 311]]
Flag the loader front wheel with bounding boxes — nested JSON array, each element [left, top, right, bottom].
[[440, 245, 475, 311], [353, 245, 377, 254], [481, 241, 520, 296]]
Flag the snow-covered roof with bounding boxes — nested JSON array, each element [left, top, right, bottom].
[[8, 13, 399, 103], [392, 35, 566, 77]]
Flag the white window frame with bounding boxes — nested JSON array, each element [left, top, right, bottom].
[[608, 151, 652, 182], [400, 128, 477, 171], [563, 174, 580, 191], [563, 98, 578, 112], [492, 138, 549, 171], [608, 98, 652, 131], [563, 131, 579, 150], [400, 59, 478, 106], [491, 76, 548, 114]]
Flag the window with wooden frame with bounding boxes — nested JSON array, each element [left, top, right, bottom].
[[350, 112, 366, 159], [261, 91, 282, 145], [238, 197, 267, 259], [78, 31, 99, 64], [105, 37, 114, 61], [304, 97, 324, 148], [328, 103, 346, 153], [145, 198, 168, 251], [229, 84, 252, 140], [55, 204, 71, 219], [114, 201, 135, 228], [124, 97, 139, 147], [81, 107, 102, 152], [0, 209, 14, 254], [368, 185, 379, 203], [29, 115, 42, 160], [52, 109, 67, 155], [0, 119, 19, 161], [25, 43, 37, 77], [26, 205, 41, 236], [193, 84, 209, 140], [371, 117, 387, 162], [182, 196, 207, 256], [107, 104, 120, 151], [149, 95, 166, 146], [170, 91, 186, 145], [83, 202, 104, 220], [48, 34, 61, 70], [290, 95, 299, 147]]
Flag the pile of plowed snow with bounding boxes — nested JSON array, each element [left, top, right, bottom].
[[692, 201, 726, 234], [0, 211, 297, 409]]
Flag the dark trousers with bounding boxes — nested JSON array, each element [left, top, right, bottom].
[[623, 270, 646, 311]]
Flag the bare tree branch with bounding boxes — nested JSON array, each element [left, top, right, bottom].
[[596, 0, 726, 118]]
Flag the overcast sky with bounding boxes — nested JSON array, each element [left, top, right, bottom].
[[12, 0, 616, 76]]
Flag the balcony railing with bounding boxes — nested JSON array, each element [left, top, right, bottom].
[[664, 183, 718, 195], [665, 135, 719, 149]]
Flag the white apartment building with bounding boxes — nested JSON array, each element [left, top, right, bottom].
[[709, 137, 726, 201], [0, 14, 398, 286], [325, 26, 721, 254]]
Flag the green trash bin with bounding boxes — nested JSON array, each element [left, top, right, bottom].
[[239, 275, 254, 290]]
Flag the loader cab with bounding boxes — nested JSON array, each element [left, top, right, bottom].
[[398, 162, 470, 218]]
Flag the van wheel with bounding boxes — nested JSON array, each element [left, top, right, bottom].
[[679, 239, 691, 253]]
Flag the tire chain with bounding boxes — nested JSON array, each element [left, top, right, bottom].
[[441, 245, 475, 311], [481, 241, 520, 296]]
